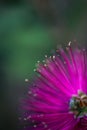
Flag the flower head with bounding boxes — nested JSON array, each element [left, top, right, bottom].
[[21, 42, 87, 130]]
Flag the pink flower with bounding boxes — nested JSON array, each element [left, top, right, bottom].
[[21, 42, 87, 130]]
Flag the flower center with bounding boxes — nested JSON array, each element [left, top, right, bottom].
[[69, 90, 87, 118]]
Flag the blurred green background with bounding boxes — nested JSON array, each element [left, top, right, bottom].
[[0, 0, 87, 130]]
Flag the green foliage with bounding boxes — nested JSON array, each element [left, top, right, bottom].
[[0, 8, 54, 80]]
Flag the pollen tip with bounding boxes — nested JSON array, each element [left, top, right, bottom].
[[42, 60, 45, 62], [53, 55, 55, 59], [44, 64, 47, 67], [34, 69, 36, 72], [37, 61, 40, 63], [45, 55, 47, 58], [25, 78, 29, 82], [68, 41, 71, 46]]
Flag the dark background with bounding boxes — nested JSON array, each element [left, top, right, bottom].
[[0, 0, 87, 130]]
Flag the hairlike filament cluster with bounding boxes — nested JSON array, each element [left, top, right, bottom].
[[21, 42, 87, 130]]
